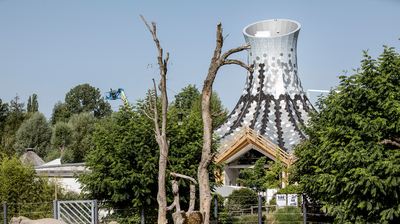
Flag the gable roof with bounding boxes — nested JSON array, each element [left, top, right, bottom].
[[215, 126, 297, 167]]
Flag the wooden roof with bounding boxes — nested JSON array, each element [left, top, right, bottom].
[[215, 126, 297, 167]]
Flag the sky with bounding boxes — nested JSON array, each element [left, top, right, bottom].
[[1, 0, 400, 119]]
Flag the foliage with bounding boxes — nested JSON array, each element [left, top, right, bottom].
[[51, 121, 74, 155], [237, 156, 268, 192], [173, 84, 201, 111], [27, 93, 38, 113], [210, 193, 226, 220], [277, 185, 302, 194], [79, 88, 223, 218], [273, 206, 302, 223], [226, 188, 257, 211], [0, 155, 57, 221], [50, 101, 70, 125], [14, 112, 52, 158], [191, 90, 228, 129], [78, 107, 159, 210], [0, 98, 8, 131], [237, 153, 296, 193], [264, 152, 295, 190], [64, 83, 112, 119], [1, 95, 26, 156], [294, 46, 400, 223], [68, 112, 97, 163]]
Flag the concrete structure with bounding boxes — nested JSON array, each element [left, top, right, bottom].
[[214, 19, 312, 186]]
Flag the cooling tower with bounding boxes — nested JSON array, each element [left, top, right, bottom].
[[215, 19, 312, 154]]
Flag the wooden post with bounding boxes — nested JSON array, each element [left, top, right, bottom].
[[55, 183, 57, 201]]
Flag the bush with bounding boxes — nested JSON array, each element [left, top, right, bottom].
[[274, 206, 302, 222], [210, 193, 225, 219], [277, 185, 302, 194], [226, 188, 257, 211]]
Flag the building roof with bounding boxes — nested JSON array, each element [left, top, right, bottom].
[[21, 150, 45, 166]]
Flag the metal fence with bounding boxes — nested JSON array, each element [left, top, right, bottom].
[[55, 200, 98, 224], [211, 194, 334, 224], [1, 196, 332, 224], [1, 200, 98, 224]]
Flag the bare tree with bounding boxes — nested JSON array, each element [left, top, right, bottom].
[[198, 22, 253, 223], [140, 15, 170, 224]]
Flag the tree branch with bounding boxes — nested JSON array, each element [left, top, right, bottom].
[[220, 44, 252, 62], [223, 59, 254, 73], [201, 152, 217, 170], [142, 109, 154, 121], [170, 172, 198, 185], [381, 139, 400, 148], [212, 110, 227, 118]]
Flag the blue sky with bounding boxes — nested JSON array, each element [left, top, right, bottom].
[[1, 0, 399, 119]]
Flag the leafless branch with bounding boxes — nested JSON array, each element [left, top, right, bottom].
[[212, 110, 227, 118], [142, 109, 154, 121], [223, 59, 254, 73], [223, 34, 229, 42], [170, 172, 198, 185], [220, 44, 251, 62], [381, 139, 400, 148]]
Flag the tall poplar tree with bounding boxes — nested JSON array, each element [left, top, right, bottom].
[[27, 94, 38, 113]]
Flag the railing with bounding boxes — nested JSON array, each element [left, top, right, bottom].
[[216, 126, 297, 166], [56, 200, 98, 224]]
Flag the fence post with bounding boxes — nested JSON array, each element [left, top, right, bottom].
[[214, 194, 218, 223], [93, 200, 98, 224], [258, 195, 262, 224], [141, 205, 145, 224], [53, 200, 58, 219], [3, 202, 7, 224], [302, 194, 307, 224]]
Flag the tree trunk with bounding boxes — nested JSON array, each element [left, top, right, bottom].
[[198, 22, 253, 224], [141, 15, 170, 224]]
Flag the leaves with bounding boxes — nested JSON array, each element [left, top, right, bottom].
[[295, 45, 400, 223]]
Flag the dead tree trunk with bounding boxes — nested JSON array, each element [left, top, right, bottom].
[[141, 15, 170, 224], [198, 22, 253, 224]]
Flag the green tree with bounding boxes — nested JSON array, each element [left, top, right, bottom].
[[14, 112, 52, 158], [226, 188, 257, 211], [0, 99, 8, 153], [68, 112, 97, 163], [191, 91, 228, 129], [27, 93, 39, 113], [1, 95, 26, 156], [263, 153, 293, 190], [295, 46, 400, 223], [51, 121, 74, 155], [237, 157, 268, 192], [238, 153, 295, 192], [78, 107, 159, 212], [79, 91, 223, 220], [50, 101, 70, 125], [0, 155, 57, 221], [0, 98, 8, 131], [65, 83, 112, 119], [173, 84, 201, 111]]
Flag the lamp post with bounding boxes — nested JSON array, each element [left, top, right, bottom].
[[178, 101, 183, 125]]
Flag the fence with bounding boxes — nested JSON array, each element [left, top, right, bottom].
[[211, 194, 334, 224], [1, 200, 100, 224], [1, 196, 333, 224]]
